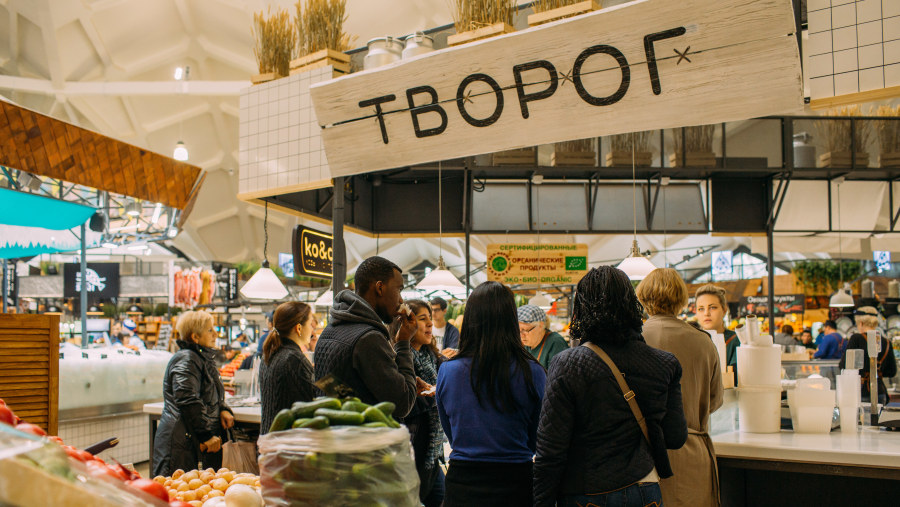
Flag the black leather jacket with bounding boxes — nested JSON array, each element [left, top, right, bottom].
[[152, 340, 231, 477]]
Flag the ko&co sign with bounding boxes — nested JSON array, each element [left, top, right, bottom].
[[310, 0, 802, 177], [292, 226, 333, 279]]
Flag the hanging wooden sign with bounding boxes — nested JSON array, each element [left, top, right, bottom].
[[310, 0, 802, 178], [486, 243, 589, 285]]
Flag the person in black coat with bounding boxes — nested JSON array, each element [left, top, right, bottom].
[[153, 310, 234, 477], [839, 307, 898, 405], [534, 266, 688, 507], [259, 301, 317, 433]]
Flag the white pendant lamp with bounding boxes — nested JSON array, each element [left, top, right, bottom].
[[240, 202, 289, 300], [618, 133, 656, 280], [314, 289, 334, 307], [173, 141, 189, 161], [829, 179, 853, 308], [829, 283, 854, 307], [529, 292, 552, 309], [417, 256, 464, 291], [416, 161, 464, 292]]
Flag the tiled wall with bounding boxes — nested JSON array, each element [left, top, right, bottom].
[[808, 0, 900, 99], [59, 413, 150, 466], [238, 68, 335, 198]]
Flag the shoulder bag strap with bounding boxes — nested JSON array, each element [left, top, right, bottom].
[[581, 342, 650, 443]]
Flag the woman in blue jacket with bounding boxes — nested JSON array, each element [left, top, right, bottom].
[[436, 281, 546, 506]]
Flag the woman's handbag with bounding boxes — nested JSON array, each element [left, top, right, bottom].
[[581, 342, 650, 442]]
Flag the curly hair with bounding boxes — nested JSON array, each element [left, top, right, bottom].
[[570, 266, 644, 346]]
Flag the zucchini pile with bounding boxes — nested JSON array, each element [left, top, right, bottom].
[[268, 397, 401, 433], [258, 397, 419, 507]]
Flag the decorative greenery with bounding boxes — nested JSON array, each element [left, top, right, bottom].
[[875, 105, 900, 154], [816, 106, 871, 153], [294, 0, 353, 57], [451, 0, 517, 33], [252, 7, 296, 76], [532, 0, 586, 12], [39, 260, 61, 276], [673, 124, 715, 153], [791, 259, 863, 293], [610, 131, 653, 152]]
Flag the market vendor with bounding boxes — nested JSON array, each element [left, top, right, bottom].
[[517, 304, 568, 369], [695, 284, 737, 381]]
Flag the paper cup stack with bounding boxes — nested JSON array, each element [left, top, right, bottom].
[[735, 317, 783, 433]]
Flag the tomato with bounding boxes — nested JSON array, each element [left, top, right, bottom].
[[106, 464, 128, 481], [62, 445, 84, 461], [76, 449, 94, 463], [126, 478, 169, 502], [0, 398, 6, 406], [15, 423, 47, 436], [0, 406, 15, 426], [47, 436, 64, 445], [86, 460, 120, 481]]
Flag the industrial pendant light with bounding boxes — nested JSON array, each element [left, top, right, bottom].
[[172, 66, 190, 162], [829, 179, 854, 308], [241, 202, 289, 300], [617, 132, 656, 280], [173, 141, 189, 161], [417, 162, 464, 292]]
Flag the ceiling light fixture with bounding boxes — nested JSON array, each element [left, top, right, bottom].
[[830, 179, 854, 308], [617, 132, 657, 280], [174, 67, 184, 80], [173, 141, 189, 161], [126, 200, 141, 217], [167, 227, 178, 238], [241, 201, 289, 300], [417, 161, 464, 293]]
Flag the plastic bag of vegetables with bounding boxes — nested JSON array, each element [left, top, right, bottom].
[[257, 425, 419, 507]]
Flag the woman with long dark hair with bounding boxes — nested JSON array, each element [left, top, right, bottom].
[[534, 266, 687, 507], [436, 281, 546, 507], [259, 301, 316, 433], [389, 299, 445, 507]]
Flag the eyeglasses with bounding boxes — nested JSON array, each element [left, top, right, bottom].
[[519, 324, 539, 335]]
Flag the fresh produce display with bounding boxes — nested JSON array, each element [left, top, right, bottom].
[[258, 397, 419, 506], [219, 353, 249, 378], [152, 467, 262, 506], [268, 396, 401, 433]]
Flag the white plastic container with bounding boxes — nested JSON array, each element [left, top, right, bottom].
[[737, 386, 782, 433], [839, 405, 858, 433], [795, 406, 834, 433], [737, 345, 782, 387]]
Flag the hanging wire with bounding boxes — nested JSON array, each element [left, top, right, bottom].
[[632, 132, 637, 241], [438, 161, 442, 259], [663, 180, 668, 267], [263, 201, 269, 265], [837, 181, 843, 283]]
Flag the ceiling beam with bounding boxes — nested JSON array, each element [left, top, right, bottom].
[[0, 75, 248, 96]]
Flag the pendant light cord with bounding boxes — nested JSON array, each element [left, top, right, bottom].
[[837, 182, 843, 284], [438, 161, 442, 259], [263, 201, 269, 266], [632, 133, 637, 242]]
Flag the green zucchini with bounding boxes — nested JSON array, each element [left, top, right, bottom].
[[373, 401, 396, 417], [314, 408, 366, 425], [291, 397, 342, 418], [269, 408, 295, 432], [362, 421, 388, 428], [291, 417, 312, 429], [296, 415, 330, 429], [363, 406, 392, 425], [284, 481, 329, 501], [342, 400, 371, 413]]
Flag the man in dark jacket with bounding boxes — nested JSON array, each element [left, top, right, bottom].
[[314, 256, 419, 417], [430, 297, 460, 356]]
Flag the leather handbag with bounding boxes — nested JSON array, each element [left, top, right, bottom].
[[581, 342, 650, 442]]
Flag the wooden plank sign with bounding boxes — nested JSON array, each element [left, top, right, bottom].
[[310, 0, 802, 178], [486, 243, 589, 285]]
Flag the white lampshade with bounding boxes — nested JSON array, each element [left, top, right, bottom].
[[529, 292, 552, 309], [240, 265, 288, 300], [314, 290, 334, 307], [173, 141, 189, 161], [829, 283, 855, 307], [416, 256, 464, 291], [617, 240, 657, 280]]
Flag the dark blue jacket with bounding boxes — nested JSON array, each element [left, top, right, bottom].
[[441, 322, 460, 350], [814, 332, 845, 359]]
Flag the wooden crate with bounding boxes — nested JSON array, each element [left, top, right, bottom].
[[669, 151, 716, 167], [605, 151, 652, 167], [250, 72, 283, 85], [528, 0, 602, 27], [448, 22, 515, 47], [817, 151, 869, 168], [878, 152, 900, 168], [290, 49, 350, 77], [492, 147, 536, 165], [551, 150, 596, 166], [0, 314, 59, 435]]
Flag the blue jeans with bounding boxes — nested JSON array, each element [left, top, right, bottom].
[[561, 482, 663, 507]]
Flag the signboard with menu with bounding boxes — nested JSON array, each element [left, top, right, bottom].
[[292, 226, 333, 279], [738, 294, 804, 317], [486, 243, 588, 285]]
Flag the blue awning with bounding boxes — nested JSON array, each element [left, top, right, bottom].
[[0, 187, 96, 230]]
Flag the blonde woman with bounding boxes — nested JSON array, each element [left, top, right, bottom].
[[637, 269, 723, 507], [153, 310, 234, 476]]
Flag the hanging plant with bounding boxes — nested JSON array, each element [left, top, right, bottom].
[[791, 260, 862, 293]]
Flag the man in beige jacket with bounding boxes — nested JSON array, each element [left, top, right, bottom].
[[637, 268, 724, 507]]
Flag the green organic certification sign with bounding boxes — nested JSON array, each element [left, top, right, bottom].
[[486, 243, 589, 285]]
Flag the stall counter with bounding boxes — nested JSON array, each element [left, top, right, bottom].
[[712, 426, 900, 505]]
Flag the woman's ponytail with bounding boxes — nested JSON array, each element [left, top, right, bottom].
[[262, 328, 282, 364]]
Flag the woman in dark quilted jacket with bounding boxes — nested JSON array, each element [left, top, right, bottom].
[[534, 266, 687, 507], [153, 310, 234, 476]]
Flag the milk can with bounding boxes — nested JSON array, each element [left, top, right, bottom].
[[402, 31, 435, 59], [793, 132, 816, 168], [364, 37, 403, 70]]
